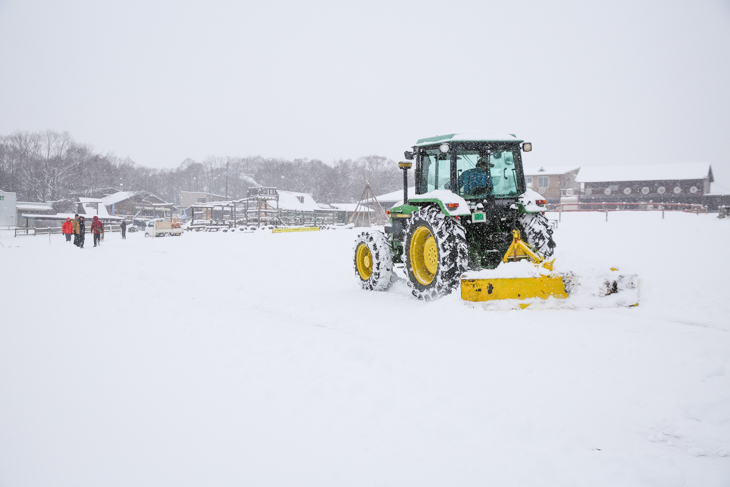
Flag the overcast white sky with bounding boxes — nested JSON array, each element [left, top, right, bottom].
[[1, 0, 729, 187]]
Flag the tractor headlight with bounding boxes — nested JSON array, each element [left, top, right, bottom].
[[522, 142, 532, 152], [439, 143, 450, 153]]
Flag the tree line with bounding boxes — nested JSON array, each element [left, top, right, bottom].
[[0, 130, 403, 205]]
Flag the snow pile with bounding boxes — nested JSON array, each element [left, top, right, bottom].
[[463, 260, 552, 279], [412, 190, 470, 215], [518, 188, 548, 211]]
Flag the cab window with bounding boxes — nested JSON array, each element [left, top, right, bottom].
[[489, 149, 520, 197], [420, 149, 451, 193]]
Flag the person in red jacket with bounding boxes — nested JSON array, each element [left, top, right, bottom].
[[91, 216, 104, 247], [61, 217, 73, 243]]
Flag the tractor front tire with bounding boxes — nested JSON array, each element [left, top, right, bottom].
[[354, 230, 394, 291], [403, 206, 468, 301], [519, 212, 556, 258]]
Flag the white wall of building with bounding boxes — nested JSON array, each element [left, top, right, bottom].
[[0, 190, 17, 227]]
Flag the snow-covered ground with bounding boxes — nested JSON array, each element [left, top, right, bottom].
[[1, 211, 729, 486]]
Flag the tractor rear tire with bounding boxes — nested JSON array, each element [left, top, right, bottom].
[[519, 212, 556, 258], [354, 230, 394, 291], [403, 206, 468, 301]]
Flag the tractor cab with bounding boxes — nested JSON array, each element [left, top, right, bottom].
[[409, 133, 530, 201]]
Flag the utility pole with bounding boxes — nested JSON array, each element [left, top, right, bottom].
[[225, 161, 229, 199]]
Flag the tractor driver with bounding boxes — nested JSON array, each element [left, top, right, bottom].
[[458, 155, 493, 196]]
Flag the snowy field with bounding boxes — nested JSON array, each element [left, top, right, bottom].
[[1, 211, 729, 487]]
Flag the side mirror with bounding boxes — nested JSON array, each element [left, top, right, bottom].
[[404, 151, 414, 160], [522, 142, 532, 152]]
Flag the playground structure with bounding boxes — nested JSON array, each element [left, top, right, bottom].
[[187, 187, 343, 231]]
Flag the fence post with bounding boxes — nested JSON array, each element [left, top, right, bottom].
[[605, 210, 608, 222], [559, 205, 562, 222]]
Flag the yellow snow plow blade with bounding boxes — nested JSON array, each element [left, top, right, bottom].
[[462, 229, 566, 302], [461, 275, 568, 302], [459, 230, 638, 306]]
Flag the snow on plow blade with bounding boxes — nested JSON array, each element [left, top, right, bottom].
[[460, 269, 639, 308]]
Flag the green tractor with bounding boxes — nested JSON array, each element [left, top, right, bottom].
[[354, 132, 556, 300]]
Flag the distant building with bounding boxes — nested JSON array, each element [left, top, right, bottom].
[[180, 191, 227, 209], [576, 163, 713, 205], [100, 191, 172, 219], [16, 201, 55, 227], [523, 166, 581, 203], [0, 190, 17, 227]]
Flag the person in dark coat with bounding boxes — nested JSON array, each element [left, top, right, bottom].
[[72, 214, 81, 246], [62, 218, 73, 242], [120, 220, 127, 239], [91, 216, 104, 247], [78, 216, 86, 248]]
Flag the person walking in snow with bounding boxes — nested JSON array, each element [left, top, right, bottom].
[[120, 220, 127, 239], [72, 214, 81, 247], [77, 216, 86, 248], [91, 216, 104, 247], [62, 217, 73, 243]]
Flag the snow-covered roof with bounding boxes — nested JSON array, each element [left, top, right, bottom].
[[275, 191, 320, 211], [375, 187, 416, 203], [329, 203, 362, 212], [79, 198, 112, 218], [576, 163, 713, 183], [16, 202, 54, 211], [101, 191, 138, 206], [523, 166, 580, 176], [21, 212, 123, 221], [415, 132, 522, 147]]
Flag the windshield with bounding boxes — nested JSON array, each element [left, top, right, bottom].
[[455, 148, 521, 198], [419, 144, 522, 198]]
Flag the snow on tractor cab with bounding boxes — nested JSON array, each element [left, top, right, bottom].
[[353, 132, 638, 306]]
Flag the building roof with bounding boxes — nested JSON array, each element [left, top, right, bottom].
[[78, 198, 113, 218], [101, 191, 138, 206], [275, 191, 320, 211], [16, 202, 54, 211], [21, 212, 123, 221], [180, 190, 227, 198], [376, 187, 417, 203], [576, 163, 713, 183], [523, 166, 580, 176], [328, 203, 363, 212], [414, 132, 523, 147]]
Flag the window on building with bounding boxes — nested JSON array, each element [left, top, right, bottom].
[[538, 176, 549, 188], [526, 177, 533, 187], [197, 197, 206, 203], [297, 196, 304, 203]]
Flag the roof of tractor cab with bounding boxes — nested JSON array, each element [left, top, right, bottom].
[[415, 132, 523, 147]]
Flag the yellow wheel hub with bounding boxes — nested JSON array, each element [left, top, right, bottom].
[[356, 243, 373, 280], [410, 226, 439, 286]]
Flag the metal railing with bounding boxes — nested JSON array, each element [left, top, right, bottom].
[[546, 202, 707, 213], [14, 225, 123, 237]]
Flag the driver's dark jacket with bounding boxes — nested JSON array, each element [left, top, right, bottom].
[[458, 168, 491, 195]]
